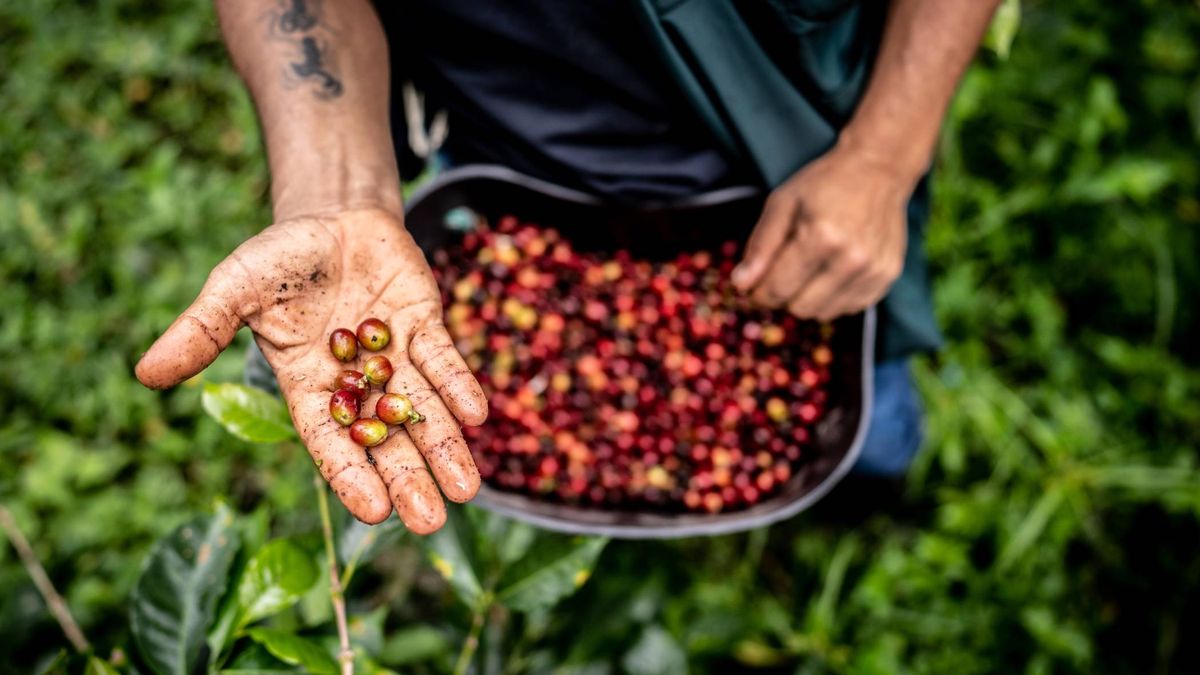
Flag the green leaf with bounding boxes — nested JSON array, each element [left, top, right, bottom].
[[494, 535, 608, 613], [202, 383, 297, 444], [378, 626, 450, 667], [622, 625, 687, 675], [246, 628, 338, 675], [998, 487, 1065, 571], [237, 538, 320, 629], [336, 509, 405, 573], [84, 657, 121, 675], [984, 0, 1021, 59], [131, 504, 241, 675], [420, 505, 485, 607]]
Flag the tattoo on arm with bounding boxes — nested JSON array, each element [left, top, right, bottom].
[[278, 0, 317, 33], [291, 36, 343, 99], [266, 0, 344, 100]]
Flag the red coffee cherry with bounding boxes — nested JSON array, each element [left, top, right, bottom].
[[349, 418, 388, 447], [333, 370, 368, 400], [362, 355, 394, 386], [357, 318, 391, 352], [376, 393, 425, 425], [328, 389, 360, 427], [329, 328, 358, 362]]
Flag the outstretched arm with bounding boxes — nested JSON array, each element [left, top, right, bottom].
[[214, 0, 401, 220], [734, 0, 1001, 319], [136, 0, 487, 534]]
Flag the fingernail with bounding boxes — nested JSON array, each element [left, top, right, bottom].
[[731, 264, 750, 288]]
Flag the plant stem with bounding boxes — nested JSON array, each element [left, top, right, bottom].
[[339, 528, 377, 589], [314, 474, 354, 675], [453, 600, 489, 675], [0, 505, 90, 653]]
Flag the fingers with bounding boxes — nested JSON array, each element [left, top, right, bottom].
[[370, 430, 447, 534], [785, 235, 875, 319], [410, 324, 488, 426], [731, 192, 796, 292], [136, 262, 250, 389], [787, 233, 901, 319], [289, 383, 393, 524], [748, 237, 823, 309], [386, 359, 481, 503]]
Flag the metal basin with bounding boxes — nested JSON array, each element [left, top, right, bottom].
[[406, 165, 874, 538]]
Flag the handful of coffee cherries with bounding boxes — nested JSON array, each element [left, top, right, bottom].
[[327, 318, 425, 448]]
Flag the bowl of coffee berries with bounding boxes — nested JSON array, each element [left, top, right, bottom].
[[406, 166, 875, 538]]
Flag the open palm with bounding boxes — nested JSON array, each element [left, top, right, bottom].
[[136, 208, 487, 533]]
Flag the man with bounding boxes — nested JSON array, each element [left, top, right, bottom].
[[135, 0, 1000, 534]]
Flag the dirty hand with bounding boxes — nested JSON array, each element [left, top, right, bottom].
[[731, 143, 913, 320], [135, 208, 487, 533]]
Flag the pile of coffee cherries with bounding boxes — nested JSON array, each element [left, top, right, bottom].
[[431, 215, 836, 515], [327, 318, 424, 448]]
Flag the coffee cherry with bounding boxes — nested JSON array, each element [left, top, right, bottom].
[[334, 370, 368, 400], [431, 216, 837, 515], [362, 355, 394, 386], [349, 418, 388, 447], [357, 318, 391, 351], [376, 393, 425, 425], [329, 328, 358, 362], [329, 390, 360, 427]]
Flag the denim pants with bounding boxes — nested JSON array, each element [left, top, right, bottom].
[[853, 359, 924, 477]]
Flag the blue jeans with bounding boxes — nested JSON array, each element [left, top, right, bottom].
[[853, 359, 924, 477]]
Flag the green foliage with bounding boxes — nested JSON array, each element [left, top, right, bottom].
[[233, 539, 320, 634], [1, 0, 1198, 673], [201, 384, 298, 445], [130, 505, 240, 675], [244, 628, 337, 675]]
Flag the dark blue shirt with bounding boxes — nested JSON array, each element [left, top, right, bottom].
[[384, 1, 753, 204]]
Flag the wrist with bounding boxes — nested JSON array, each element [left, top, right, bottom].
[[270, 145, 403, 222], [833, 125, 930, 189]]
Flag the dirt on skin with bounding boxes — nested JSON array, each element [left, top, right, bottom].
[[136, 208, 487, 534]]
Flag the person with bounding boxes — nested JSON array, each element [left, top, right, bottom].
[[135, 0, 1000, 534]]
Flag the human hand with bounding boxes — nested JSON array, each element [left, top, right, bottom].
[[731, 142, 915, 320], [135, 208, 487, 533]]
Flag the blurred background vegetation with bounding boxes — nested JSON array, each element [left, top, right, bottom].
[[1, 0, 1198, 673]]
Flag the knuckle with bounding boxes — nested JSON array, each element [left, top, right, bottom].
[[842, 250, 871, 275], [788, 298, 815, 319], [810, 227, 841, 255]]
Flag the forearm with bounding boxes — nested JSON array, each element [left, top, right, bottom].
[[215, 0, 401, 221], [838, 0, 1001, 182]]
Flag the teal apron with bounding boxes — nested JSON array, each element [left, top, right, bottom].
[[633, 0, 943, 361]]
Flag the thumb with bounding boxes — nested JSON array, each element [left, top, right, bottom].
[[136, 264, 250, 389], [732, 194, 796, 291]]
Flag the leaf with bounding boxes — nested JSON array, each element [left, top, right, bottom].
[[246, 628, 338, 675], [984, 0, 1021, 59], [202, 383, 297, 444], [131, 504, 241, 675], [622, 625, 687, 675], [84, 657, 121, 675], [336, 509, 405, 572], [222, 639, 295, 671], [494, 535, 608, 613], [237, 538, 320, 629], [420, 505, 485, 607], [378, 626, 450, 667], [997, 487, 1065, 571]]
